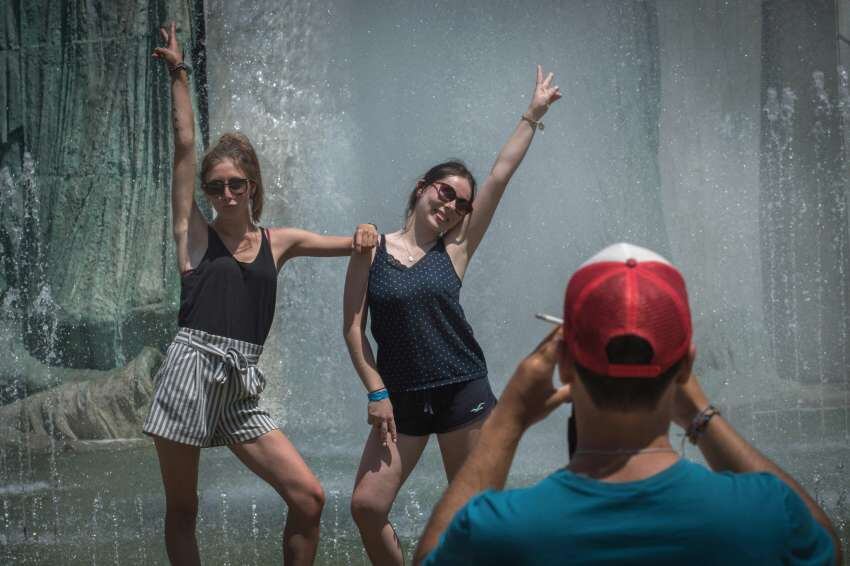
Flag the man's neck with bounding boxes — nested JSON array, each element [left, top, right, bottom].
[[566, 409, 680, 483]]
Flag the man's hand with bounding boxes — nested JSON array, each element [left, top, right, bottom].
[[673, 372, 842, 564], [498, 327, 572, 431], [672, 371, 711, 430], [353, 224, 378, 254]]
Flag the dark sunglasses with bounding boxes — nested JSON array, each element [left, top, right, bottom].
[[201, 177, 251, 196], [432, 182, 473, 216]]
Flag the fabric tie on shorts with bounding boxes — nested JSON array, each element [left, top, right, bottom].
[[175, 331, 266, 398], [415, 389, 435, 415]]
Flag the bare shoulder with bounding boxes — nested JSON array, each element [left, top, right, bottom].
[[382, 230, 408, 262], [442, 221, 471, 275], [351, 241, 379, 268], [347, 228, 384, 271], [382, 230, 400, 248], [266, 226, 297, 245], [442, 227, 466, 251], [265, 226, 300, 266]]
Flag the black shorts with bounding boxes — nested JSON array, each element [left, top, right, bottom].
[[389, 378, 497, 436]]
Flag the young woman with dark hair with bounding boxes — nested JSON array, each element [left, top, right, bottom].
[[143, 23, 376, 565], [343, 65, 561, 564]]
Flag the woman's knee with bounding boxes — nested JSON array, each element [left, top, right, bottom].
[[350, 489, 391, 527], [286, 478, 325, 521]]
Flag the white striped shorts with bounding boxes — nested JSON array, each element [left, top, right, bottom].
[[143, 327, 278, 447]]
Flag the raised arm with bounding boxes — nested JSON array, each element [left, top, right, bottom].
[[674, 375, 842, 565], [448, 65, 561, 263], [342, 248, 397, 446], [153, 22, 207, 273]]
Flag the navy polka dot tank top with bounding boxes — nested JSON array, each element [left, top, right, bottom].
[[367, 234, 488, 392]]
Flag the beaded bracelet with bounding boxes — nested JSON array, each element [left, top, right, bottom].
[[169, 61, 192, 76], [367, 388, 389, 402], [521, 113, 544, 132], [685, 405, 721, 445]]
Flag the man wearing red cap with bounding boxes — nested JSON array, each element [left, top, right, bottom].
[[414, 243, 841, 565]]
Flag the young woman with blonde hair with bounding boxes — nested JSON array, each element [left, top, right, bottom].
[[143, 23, 376, 565]]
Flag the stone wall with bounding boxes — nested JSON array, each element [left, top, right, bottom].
[[0, 347, 161, 450], [0, 0, 207, 392]]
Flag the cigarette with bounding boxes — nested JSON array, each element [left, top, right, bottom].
[[534, 312, 564, 325]]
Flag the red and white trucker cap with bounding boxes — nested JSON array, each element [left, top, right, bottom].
[[563, 243, 692, 378]]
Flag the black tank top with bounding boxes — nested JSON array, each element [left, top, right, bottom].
[[367, 235, 487, 392], [178, 226, 278, 345]]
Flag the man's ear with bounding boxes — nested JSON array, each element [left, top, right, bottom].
[[675, 344, 697, 384], [558, 338, 575, 385]]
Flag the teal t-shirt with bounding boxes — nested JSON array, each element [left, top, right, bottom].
[[424, 459, 833, 565]]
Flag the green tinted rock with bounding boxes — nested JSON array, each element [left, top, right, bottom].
[[0, 0, 205, 380], [0, 346, 162, 451]]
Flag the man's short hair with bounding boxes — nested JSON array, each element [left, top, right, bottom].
[[574, 334, 685, 411]]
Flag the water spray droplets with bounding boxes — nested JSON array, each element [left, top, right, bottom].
[[219, 492, 232, 566], [110, 498, 120, 566], [250, 498, 259, 565], [91, 493, 103, 566], [135, 495, 146, 565]]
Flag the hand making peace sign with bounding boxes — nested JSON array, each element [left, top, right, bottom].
[[152, 21, 183, 69], [527, 64, 562, 122]]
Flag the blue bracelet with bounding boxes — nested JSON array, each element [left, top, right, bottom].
[[368, 388, 389, 402]]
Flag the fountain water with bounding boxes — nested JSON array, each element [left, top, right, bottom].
[[250, 498, 260, 565], [1, 1, 848, 564], [91, 493, 103, 566], [134, 495, 146, 566], [2, 497, 10, 561]]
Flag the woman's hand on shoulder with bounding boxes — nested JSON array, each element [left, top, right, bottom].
[[152, 21, 182, 69], [267, 225, 376, 264], [367, 398, 397, 446], [527, 64, 562, 121], [352, 224, 378, 254]]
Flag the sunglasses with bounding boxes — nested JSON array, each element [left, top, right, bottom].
[[432, 182, 473, 216], [201, 177, 251, 197]]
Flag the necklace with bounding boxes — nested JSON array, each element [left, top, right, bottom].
[[400, 235, 416, 263], [572, 447, 678, 456], [399, 231, 436, 264]]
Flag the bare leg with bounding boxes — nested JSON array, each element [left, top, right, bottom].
[[154, 437, 202, 566], [436, 417, 487, 482], [229, 430, 325, 566], [351, 430, 429, 566]]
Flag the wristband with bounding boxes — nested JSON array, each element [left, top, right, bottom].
[[521, 113, 544, 132], [168, 61, 192, 76], [685, 405, 720, 445], [368, 388, 389, 402]]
